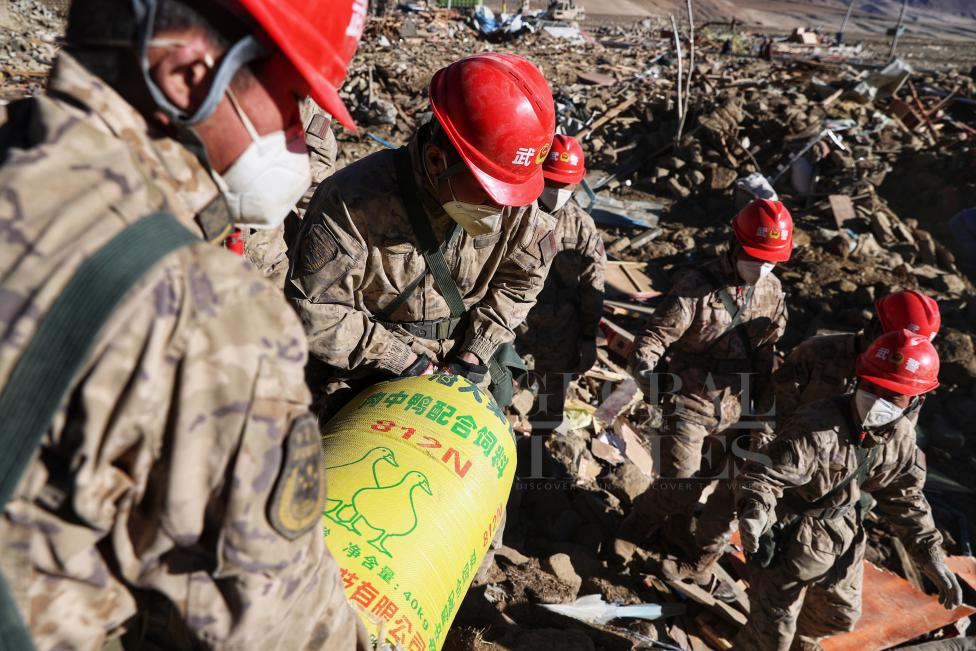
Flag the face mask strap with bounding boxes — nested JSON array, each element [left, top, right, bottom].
[[224, 87, 261, 143], [131, 0, 268, 127]]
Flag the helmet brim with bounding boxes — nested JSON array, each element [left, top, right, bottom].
[[543, 167, 586, 185], [240, 0, 358, 132], [858, 373, 938, 397], [468, 160, 544, 206], [740, 241, 792, 263]]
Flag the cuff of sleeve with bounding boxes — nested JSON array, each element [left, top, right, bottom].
[[463, 336, 499, 364], [916, 545, 946, 567], [378, 338, 414, 374]]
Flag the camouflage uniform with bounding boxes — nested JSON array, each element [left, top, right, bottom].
[[622, 254, 787, 569], [288, 127, 557, 415], [515, 199, 606, 427], [242, 97, 338, 290], [0, 53, 365, 650], [772, 332, 863, 422], [734, 398, 944, 651]]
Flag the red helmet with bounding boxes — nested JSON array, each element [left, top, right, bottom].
[[731, 199, 794, 263], [240, 0, 366, 131], [429, 53, 555, 207], [874, 290, 941, 340], [856, 330, 939, 396], [543, 134, 586, 185]]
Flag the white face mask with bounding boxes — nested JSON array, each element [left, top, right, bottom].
[[539, 186, 573, 213], [425, 149, 503, 236], [218, 90, 311, 230], [855, 389, 904, 429], [736, 259, 775, 285]]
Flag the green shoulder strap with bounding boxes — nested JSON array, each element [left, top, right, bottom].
[[0, 212, 199, 651], [701, 265, 755, 338], [391, 147, 465, 318], [391, 148, 523, 406], [816, 397, 881, 505]]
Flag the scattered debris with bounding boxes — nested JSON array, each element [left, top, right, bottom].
[[8, 4, 976, 650]]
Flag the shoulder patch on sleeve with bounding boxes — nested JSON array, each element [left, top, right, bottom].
[[306, 113, 330, 140], [299, 223, 340, 275], [268, 414, 327, 540]]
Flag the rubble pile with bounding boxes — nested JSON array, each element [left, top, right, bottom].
[[4, 2, 976, 649], [326, 10, 976, 650]]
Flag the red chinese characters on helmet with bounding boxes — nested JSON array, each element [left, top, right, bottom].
[[731, 198, 794, 262], [542, 134, 586, 185], [856, 329, 940, 397]]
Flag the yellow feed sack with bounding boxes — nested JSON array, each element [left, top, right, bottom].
[[322, 373, 516, 651]]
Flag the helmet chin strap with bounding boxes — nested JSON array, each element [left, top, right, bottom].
[[131, 0, 268, 127]]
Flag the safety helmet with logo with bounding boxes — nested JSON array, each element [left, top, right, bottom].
[[128, 0, 366, 129], [856, 329, 939, 397], [428, 53, 556, 207], [543, 134, 586, 185], [730, 198, 794, 263], [874, 290, 941, 341]]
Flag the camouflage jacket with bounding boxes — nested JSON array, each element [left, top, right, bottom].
[[242, 97, 338, 290], [516, 199, 606, 370], [772, 331, 864, 422], [737, 397, 943, 564], [288, 129, 557, 381], [0, 54, 363, 650], [629, 254, 787, 424]]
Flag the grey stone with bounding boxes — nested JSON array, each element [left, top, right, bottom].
[[543, 553, 582, 596]]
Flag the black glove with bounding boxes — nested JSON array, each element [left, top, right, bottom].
[[444, 357, 488, 384], [576, 336, 598, 374], [401, 354, 435, 377]]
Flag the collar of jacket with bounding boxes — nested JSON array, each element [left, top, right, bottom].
[[715, 251, 741, 287], [49, 53, 225, 237]]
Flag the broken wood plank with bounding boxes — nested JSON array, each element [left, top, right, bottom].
[[604, 299, 657, 317], [628, 227, 663, 250], [821, 87, 844, 107], [828, 194, 856, 231], [607, 236, 631, 254], [576, 70, 616, 86], [605, 260, 660, 299], [710, 562, 750, 614], [576, 95, 638, 141], [667, 579, 749, 627]]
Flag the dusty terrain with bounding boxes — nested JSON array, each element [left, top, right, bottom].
[[3, 1, 976, 650]]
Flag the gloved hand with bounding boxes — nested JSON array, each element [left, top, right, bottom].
[[738, 502, 769, 555], [443, 355, 488, 384], [401, 353, 435, 377], [576, 336, 598, 374], [922, 558, 964, 610]]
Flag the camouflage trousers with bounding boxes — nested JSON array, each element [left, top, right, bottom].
[[619, 392, 758, 572], [733, 530, 864, 651]]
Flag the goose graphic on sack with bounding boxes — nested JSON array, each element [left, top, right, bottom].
[[334, 470, 432, 558], [324, 446, 399, 522]]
